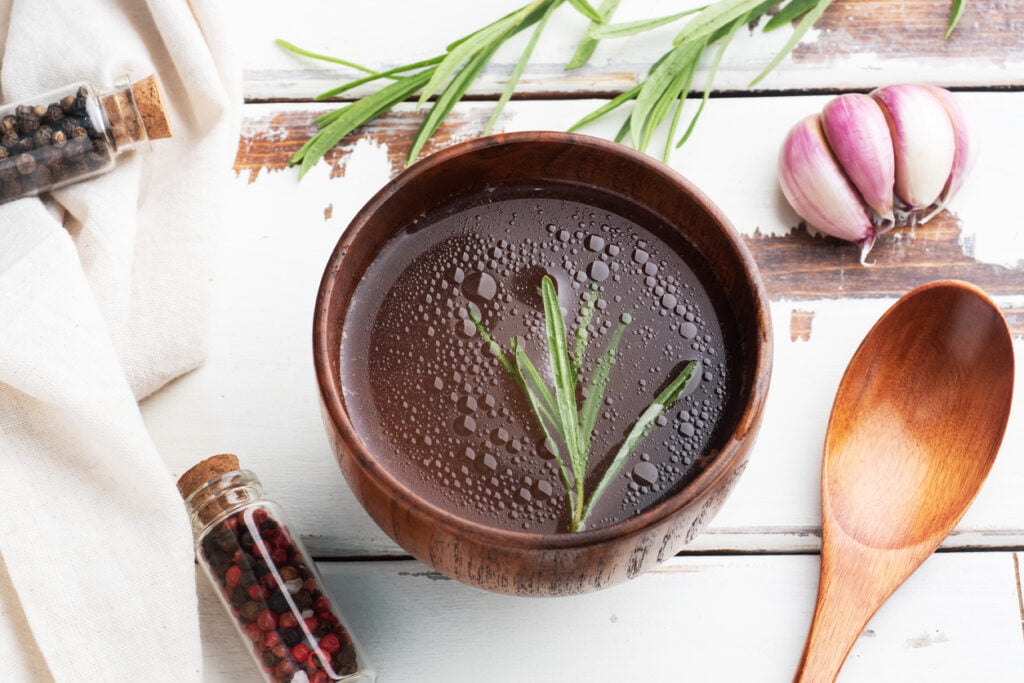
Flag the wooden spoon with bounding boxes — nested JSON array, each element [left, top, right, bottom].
[[793, 280, 1015, 682]]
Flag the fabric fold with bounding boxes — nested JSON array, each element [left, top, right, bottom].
[[0, 0, 240, 679]]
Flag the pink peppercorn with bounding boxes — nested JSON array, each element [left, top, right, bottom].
[[320, 634, 340, 654], [225, 565, 242, 587], [279, 612, 299, 629], [248, 585, 268, 601], [263, 630, 280, 648], [270, 548, 288, 566], [291, 643, 310, 663], [256, 609, 277, 631], [312, 596, 331, 613], [303, 616, 318, 632]]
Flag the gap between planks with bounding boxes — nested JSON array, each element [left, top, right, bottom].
[[243, 83, 1024, 106]]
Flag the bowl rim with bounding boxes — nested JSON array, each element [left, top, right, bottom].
[[313, 130, 772, 551]]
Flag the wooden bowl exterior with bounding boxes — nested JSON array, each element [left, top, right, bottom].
[[314, 132, 772, 596]]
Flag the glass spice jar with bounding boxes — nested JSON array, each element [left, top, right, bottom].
[[0, 74, 171, 203], [178, 454, 374, 683]]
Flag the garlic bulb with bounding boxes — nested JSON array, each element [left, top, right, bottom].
[[778, 85, 974, 262]]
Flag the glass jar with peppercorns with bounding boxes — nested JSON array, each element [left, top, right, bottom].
[[0, 74, 171, 203], [178, 454, 374, 683]]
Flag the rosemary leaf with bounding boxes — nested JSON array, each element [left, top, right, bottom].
[[630, 43, 699, 150], [314, 56, 444, 102], [673, 0, 768, 48], [418, 18, 516, 108], [568, 0, 604, 22], [513, 344, 577, 507], [292, 70, 431, 178], [945, 0, 966, 40], [578, 316, 628, 452], [510, 337, 561, 429], [748, 0, 832, 86], [567, 83, 641, 132], [664, 90, 687, 162], [566, 0, 621, 70], [763, 0, 818, 31], [409, 41, 503, 164], [580, 360, 700, 526], [589, 7, 707, 40], [485, 0, 560, 135], [675, 12, 747, 149], [275, 39, 382, 75], [541, 277, 584, 481], [468, 306, 517, 377]]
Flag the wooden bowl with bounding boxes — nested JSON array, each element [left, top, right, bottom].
[[314, 132, 772, 596]]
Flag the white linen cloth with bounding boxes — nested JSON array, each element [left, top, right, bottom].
[[0, 0, 239, 679]]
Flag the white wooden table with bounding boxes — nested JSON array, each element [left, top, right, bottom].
[[142, 1, 1024, 680]]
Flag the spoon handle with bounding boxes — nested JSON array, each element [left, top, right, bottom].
[[791, 570, 878, 683]]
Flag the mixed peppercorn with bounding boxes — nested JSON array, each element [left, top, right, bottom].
[[0, 86, 113, 202], [200, 507, 360, 682]]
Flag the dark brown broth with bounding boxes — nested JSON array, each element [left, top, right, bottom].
[[341, 184, 740, 533]]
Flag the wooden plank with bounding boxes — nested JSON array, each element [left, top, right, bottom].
[[196, 553, 1024, 681], [143, 94, 1024, 557], [242, 0, 1024, 101]]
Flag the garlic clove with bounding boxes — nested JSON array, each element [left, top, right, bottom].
[[778, 115, 876, 250], [821, 93, 895, 225], [924, 85, 977, 207], [870, 84, 956, 210]]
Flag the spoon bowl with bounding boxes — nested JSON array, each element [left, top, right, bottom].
[[795, 280, 1014, 682]]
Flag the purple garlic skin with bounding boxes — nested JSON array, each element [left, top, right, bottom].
[[870, 84, 956, 210], [778, 115, 875, 247], [821, 93, 896, 225], [924, 85, 977, 207]]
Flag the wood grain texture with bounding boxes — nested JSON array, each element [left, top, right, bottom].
[[196, 553, 1024, 682], [234, 104, 1024, 334], [795, 282, 1015, 682], [240, 0, 1024, 101]]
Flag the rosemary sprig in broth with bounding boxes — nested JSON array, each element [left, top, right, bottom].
[[472, 276, 700, 532]]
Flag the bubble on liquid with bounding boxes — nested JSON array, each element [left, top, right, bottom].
[[463, 271, 497, 302], [457, 395, 478, 414], [632, 248, 649, 264], [454, 415, 476, 436], [586, 235, 605, 252], [679, 322, 698, 339], [588, 261, 610, 282]]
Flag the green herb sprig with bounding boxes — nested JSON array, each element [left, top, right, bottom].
[[470, 276, 700, 532], [280, 0, 970, 174]]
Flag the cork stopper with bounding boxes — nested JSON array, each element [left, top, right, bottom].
[[101, 74, 172, 151], [177, 453, 240, 500], [131, 74, 172, 140]]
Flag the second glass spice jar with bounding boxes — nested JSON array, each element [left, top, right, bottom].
[[178, 454, 374, 683]]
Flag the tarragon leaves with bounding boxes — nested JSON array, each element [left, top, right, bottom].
[[474, 276, 699, 532]]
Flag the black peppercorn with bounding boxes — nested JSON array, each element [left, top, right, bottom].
[[18, 114, 39, 136], [239, 601, 261, 622], [266, 592, 288, 613], [293, 589, 313, 611], [1, 116, 16, 133], [260, 651, 279, 669], [59, 95, 75, 114], [15, 154, 35, 175], [42, 103, 64, 124], [51, 129, 67, 147], [238, 570, 257, 589], [229, 586, 248, 609], [280, 628, 302, 647], [34, 127, 52, 148], [68, 125, 88, 142]]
